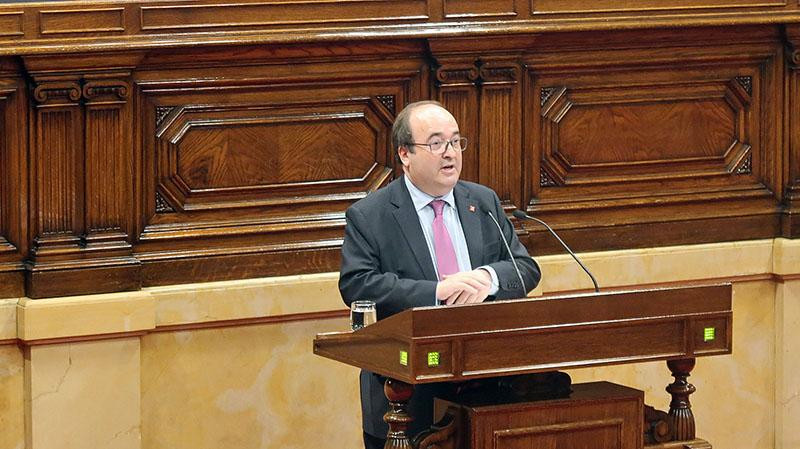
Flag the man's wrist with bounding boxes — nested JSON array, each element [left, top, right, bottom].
[[477, 266, 500, 295]]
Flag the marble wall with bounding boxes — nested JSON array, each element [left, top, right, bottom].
[[0, 239, 798, 449]]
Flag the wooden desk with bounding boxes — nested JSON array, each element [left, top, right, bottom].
[[314, 284, 732, 448]]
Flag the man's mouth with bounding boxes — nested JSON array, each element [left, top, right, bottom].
[[441, 163, 456, 173]]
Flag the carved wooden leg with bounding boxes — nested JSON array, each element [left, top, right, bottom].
[[666, 358, 696, 440], [384, 378, 415, 449]]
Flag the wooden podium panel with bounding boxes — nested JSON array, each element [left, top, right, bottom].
[[436, 382, 643, 449], [313, 284, 732, 385]]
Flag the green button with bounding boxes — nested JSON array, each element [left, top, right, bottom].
[[704, 327, 716, 342], [427, 352, 440, 367]]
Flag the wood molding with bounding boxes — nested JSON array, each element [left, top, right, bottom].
[[783, 24, 800, 237], [25, 66, 141, 298], [0, 70, 26, 298], [2, 2, 800, 55], [0, 19, 796, 297]]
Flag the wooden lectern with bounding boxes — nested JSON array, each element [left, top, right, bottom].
[[314, 284, 732, 449]]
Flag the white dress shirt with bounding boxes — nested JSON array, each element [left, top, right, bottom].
[[403, 176, 500, 303]]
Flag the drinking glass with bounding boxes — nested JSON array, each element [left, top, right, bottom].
[[350, 300, 377, 330]]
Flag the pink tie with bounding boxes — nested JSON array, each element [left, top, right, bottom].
[[430, 199, 459, 280]]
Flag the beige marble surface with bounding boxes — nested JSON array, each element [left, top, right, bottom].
[[568, 280, 776, 449], [140, 317, 361, 449], [148, 274, 341, 328], [17, 292, 154, 342], [0, 344, 24, 449], [26, 338, 141, 449], [776, 279, 800, 449], [0, 298, 17, 341], [1, 238, 797, 449], [537, 239, 775, 293], [773, 238, 800, 276]]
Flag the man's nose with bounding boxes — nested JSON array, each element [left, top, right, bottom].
[[441, 141, 457, 157]]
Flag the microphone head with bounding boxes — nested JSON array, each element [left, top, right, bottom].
[[512, 210, 528, 220]]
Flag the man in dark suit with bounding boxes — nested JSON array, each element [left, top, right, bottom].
[[339, 100, 541, 449]]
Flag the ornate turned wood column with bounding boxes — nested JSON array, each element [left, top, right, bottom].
[[666, 358, 697, 441], [384, 378, 415, 449], [23, 53, 143, 298]]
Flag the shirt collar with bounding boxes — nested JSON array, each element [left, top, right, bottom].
[[404, 175, 456, 212]]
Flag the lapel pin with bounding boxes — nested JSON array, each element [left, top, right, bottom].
[[468, 205, 476, 213]]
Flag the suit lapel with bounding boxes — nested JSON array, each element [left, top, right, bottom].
[[454, 183, 484, 269], [390, 177, 438, 281]]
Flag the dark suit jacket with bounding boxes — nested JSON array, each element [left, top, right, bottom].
[[338, 175, 541, 438]]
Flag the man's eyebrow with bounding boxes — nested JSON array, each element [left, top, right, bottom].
[[425, 131, 460, 141]]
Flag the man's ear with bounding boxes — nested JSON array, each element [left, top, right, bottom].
[[398, 146, 409, 166]]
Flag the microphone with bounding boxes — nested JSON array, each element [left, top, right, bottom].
[[512, 210, 600, 293], [485, 209, 527, 296]]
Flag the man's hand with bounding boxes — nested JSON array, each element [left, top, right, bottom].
[[436, 269, 492, 305]]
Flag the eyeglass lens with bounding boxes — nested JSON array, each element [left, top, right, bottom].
[[431, 138, 468, 153]]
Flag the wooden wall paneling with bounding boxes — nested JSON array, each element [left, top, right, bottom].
[[138, 0, 430, 32], [0, 58, 26, 298], [23, 53, 143, 298], [528, 0, 789, 15], [26, 73, 86, 298], [478, 59, 524, 211], [433, 59, 482, 183], [134, 46, 428, 287], [783, 24, 800, 237], [431, 52, 525, 210], [442, 0, 519, 20], [521, 28, 783, 253], [82, 71, 141, 289]]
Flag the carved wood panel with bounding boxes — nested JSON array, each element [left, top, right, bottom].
[[31, 79, 84, 245], [135, 50, 427, 285], [21, 52, 143, 298], [784, 25, 800, 236], [155, 100, 389, 209], [139, 0, 430, 31], [0, 66, 26, 298], [478, 62, 523, 210], [539, 78, 752, 187], [434, 58, 525, 211], [443, 0, 518, 19], [529, 0, 787, 14], [0, 18, 797, 298], [435, 61, 481, 184], [520, 33, 782, 252]]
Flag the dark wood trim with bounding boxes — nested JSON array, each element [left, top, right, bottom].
[[2, 7, 800, 55], [17, 330, 147, 347], [0, 6, 796, 299], [0, 269, 23, 298], [152, 309, 349, 334]]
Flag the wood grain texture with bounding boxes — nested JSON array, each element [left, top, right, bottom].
[[438, 382, 642, 449], [0, 5, 797, 297], [314, 285, 732, 383], [0, 13, 23, 38], [530, 0, 787, 14], [0, 65, 26, 297], [2, 0, 800, 55], [39, 8, 124, 35], [139, 0, 429, 31], [784, 24, 800, 237], [443, 0, 518, 19]]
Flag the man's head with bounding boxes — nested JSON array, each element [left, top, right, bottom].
[[392, 101, 464, 197]]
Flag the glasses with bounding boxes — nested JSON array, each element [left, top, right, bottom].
[[407, 137, 468, 155]]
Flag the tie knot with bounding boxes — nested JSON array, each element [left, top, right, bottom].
[[430, 199, 446, 217]]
